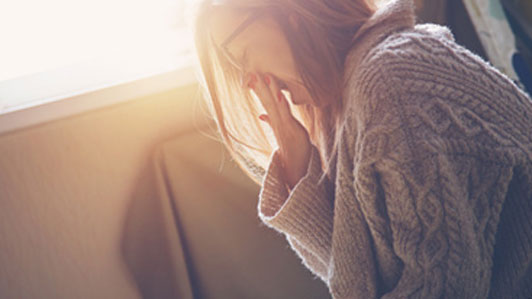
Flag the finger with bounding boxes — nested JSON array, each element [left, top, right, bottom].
[[243, 73, 275, 117], [253, 73, 281, 120], [241, 73, 251, 89], [277, 90, 295, 121], [265, 73, 292, 120], [260, 114, 288, 150], [242, 72, 257, 90], [259, 113, 284, 149]]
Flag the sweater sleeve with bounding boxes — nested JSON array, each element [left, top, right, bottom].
[[257, 143, 334, 274], [286, 235, 329, 282]]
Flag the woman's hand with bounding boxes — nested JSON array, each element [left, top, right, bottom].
[[243, 72, 312, 190]]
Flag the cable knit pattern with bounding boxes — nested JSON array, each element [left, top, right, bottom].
[[256, 0, 532, 298]]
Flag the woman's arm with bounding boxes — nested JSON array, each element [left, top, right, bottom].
[[258, 142, 335, 275]]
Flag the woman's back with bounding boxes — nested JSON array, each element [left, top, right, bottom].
[[344, 20, 532, 298]]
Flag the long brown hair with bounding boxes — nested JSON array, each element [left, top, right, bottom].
[[189, 0, 376, 186]]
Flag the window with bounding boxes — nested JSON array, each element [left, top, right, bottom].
[[0, 0, 199, 116]]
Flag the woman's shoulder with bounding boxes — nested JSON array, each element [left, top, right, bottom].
[[342, 24, 459, 119], [345, 21, 529, 115], [343, 24, 454, 102], [353, 23, 473, 81], [353, 22, 488, 77], [342, 23, 532, 165]]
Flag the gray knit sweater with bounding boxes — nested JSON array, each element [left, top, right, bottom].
[[256, 0, 532, 298]]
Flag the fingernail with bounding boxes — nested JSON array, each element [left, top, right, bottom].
[[258, 115, 266, 121], [264, 74, 270, 86], [277, 90, 283, 102]]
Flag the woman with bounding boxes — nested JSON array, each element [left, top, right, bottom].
[[190, 0, 532, 297]]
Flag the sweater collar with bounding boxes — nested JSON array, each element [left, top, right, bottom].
[[343, 0, 416, 82]]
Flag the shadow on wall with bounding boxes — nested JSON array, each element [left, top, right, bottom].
[[121, 141, 189, 299], [121, 124, 333, 299]]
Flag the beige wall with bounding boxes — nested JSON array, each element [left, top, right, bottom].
[[0, 83, 205, 298]]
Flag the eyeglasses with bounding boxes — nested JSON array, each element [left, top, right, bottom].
[[213, 10, 266, 73]]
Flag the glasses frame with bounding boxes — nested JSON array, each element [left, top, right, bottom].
[[213, 10, 266, 73]]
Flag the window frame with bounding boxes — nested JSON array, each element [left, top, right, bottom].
[[0, 62, 198, 135]]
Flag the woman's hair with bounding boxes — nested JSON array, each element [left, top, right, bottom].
[[189, 0, 377, 186]]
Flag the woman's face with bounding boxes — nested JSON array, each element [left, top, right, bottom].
[[208, 8, 313, 106]]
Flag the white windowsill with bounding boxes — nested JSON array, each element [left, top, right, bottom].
[[0, 62, 199, 136]]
